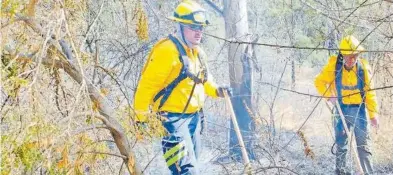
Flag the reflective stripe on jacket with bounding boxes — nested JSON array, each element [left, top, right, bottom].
[[314, 56, 379, 119]]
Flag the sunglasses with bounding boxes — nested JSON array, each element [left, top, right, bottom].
[[183, 24, 204, 31]]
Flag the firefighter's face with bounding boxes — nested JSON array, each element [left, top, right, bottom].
[[343, 54, 359, 69], [182, 24, 203, 45]]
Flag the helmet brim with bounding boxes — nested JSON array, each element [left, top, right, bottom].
[[341, 45, 365, 55], [167, 16, 208, 26]]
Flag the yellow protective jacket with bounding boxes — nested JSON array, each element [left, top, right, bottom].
[[314, 56, 378, 119], [133, 36, 219, 122]]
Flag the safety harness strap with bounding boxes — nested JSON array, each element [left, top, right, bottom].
[[335, 54, 366, 109], [153, 35, 206, 110]]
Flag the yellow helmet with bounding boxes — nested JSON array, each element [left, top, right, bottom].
[[168, 0, 209, 26], [339, 35, 365, 55]]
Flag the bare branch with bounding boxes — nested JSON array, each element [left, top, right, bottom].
[[269, 60, 288, 135], [204, 0, 224, 16], [204, 33, 393, 53], [254, 166, 300, 175], [81, 151, 127, 159], [257, 80, 393, 98], [72, 125, 109, 135], [18, 14, 141, 175]]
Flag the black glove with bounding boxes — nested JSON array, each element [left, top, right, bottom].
[[216, 86, 233, 97]]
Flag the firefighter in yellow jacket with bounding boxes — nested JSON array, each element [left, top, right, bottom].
[[133, 1, 230, 174], [314, 35, 379, 174]]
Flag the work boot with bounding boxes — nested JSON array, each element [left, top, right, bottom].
[[213, 154, 242, 164]]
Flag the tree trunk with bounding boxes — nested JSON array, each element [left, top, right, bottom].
[[223, 0, 255, 160]]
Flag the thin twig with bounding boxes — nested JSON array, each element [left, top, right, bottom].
[[80, 151, 126, 159], [204, 0, 224, 16], [82, 0, 105, 50], [257, 80, 393, 98], [253, 166, 300, 175], [205, 32, 393, 53], [269, 60, 288, 135], [72, 125, 108, 135]]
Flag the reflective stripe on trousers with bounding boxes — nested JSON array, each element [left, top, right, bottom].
[[334, 105, 373, 174], [161, 111, 201, 175]]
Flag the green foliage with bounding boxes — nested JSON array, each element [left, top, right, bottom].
[[1, 0, 145, 174], [64, 0, 87, 13], [263, 0, 337, 65], [85, 115, 93, 124], [134, 0, 149, 41], [1, 110, 71, 174], [117, 106, 166, 141], [15, 142, 44, 172], [1, 0, 21, 19], [1, 135, 15, 175], [1, 54, 30, 98]]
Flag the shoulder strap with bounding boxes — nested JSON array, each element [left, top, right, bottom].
[[195, 46, 208, 83], [153, 35, 188, 109], [168, 35, 189, 75], [169, 35, 205, 84], [357, 60, 365, 100], [153, 35, 205, 110], [335, 54, 344, 105], [335, 54, 366, 107]]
